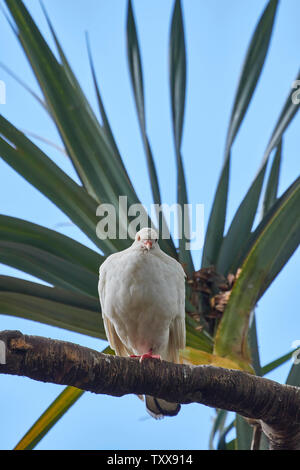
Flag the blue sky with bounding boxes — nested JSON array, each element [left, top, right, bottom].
[[0, 0, 299, 450]]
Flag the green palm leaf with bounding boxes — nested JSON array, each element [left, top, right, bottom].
[[225, 0, 279, 152], [85, 33, 134, 186], [264, 70, 300, 157], [0, 242, 98, 297], [185, 315, 213, 352], [209, 409, 228, 450], [0, 215, 101, 273], [0, 276, 105, 338], [169, 0, 194, 275], [126, 2, 162, 209], [201, 0, 279, 268], [235, 415, 253, 450], [4, 0, 138, 245], [214, 176, 300, 365], [0, 115, 120, 254], [261, 349, 298, 376], [286, 359, 300, 387], [40, 3, 102, 132], [126, 0, 176, 258], [217, 70, 299, 276], [216, 420, 235, 450], [248, 314, 261, 376], [42, 3, 135, 204], [14, 386, 84, 450], [241, 177, 300, 299], [262, 139, 282, 215], [0, 62, 47, 111], [216, 163, 266, 276]]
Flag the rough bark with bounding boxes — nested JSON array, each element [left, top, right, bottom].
[[1, 330, 300, 450]]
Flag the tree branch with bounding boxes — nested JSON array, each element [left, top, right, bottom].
[[1, 330, 300, 450]]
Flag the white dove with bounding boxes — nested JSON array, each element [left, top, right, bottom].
[[98, 227, 186, 418]]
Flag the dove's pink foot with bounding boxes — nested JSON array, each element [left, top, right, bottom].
[[130, 349, 161, 362], [139, 351, 161, 362]]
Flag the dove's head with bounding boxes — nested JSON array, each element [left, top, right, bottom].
[[134, 227, 159, 252]]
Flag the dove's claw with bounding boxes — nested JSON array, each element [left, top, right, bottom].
[[130, 350, 162, 362], [139, 352, 161, 362], [139, 349, 162, 362]]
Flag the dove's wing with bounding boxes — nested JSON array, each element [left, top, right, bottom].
[[98, 259, 132, 357], [168, 316, 186, 363], [160, 253, 186, 363], [102, 314, 132, 357]]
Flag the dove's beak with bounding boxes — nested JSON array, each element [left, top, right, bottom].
[[143, 240, 153, 250]]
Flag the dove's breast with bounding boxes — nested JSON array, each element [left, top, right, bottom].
[[100, 250, 183, 356]]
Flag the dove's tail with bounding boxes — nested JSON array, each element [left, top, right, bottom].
[[145, 396, 181, 419], [144, 329, 183, 419]]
